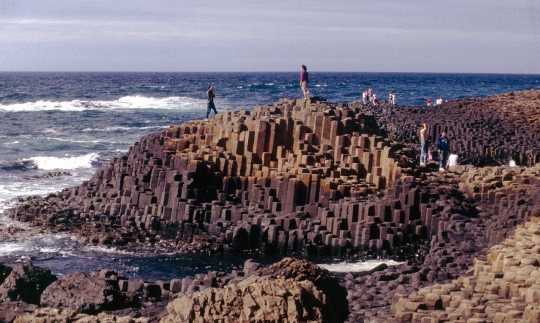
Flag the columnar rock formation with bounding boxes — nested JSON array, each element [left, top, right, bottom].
[[388, 216, 540, 323], [8, 97, 419, 258], [4, 90, 540, 322], [342, 163, 540, 322]]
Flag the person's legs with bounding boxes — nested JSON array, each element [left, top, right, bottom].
[[440, 150, 448, 169], [206, 103, 212, 119], [301, 81, 309, 101], [420, 141, 427, 164]]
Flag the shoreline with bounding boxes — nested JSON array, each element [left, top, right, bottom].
[[2, 90, 540, 322]]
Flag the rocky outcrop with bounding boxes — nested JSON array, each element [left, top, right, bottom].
[[258, 257, 349, 322], [162, 275, 339, 323], [160, 257, 346, 323], [40, 270, 129, 314], [7, 97, 418, 259], [5, 90, 540, 322], [0, 263, 57, 305], [2, 258, 345, 323]]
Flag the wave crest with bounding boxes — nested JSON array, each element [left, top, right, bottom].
[[25, 153, 99, 170], [0, 96, 205, 112]]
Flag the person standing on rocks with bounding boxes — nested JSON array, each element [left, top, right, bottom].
[[206, 85, 218, 121], [437, 131, 450, 171], [300, 65, 309, 102], [419, 123, 429, 166]]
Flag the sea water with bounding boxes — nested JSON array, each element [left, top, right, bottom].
[[1, 72, 539, 279]]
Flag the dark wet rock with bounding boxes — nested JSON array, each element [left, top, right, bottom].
[[0, 263, 12, 285], [40, 270, 129, 314], [0, 263, 57, 305]]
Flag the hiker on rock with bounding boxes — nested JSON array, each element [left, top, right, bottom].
[[437, 131, 450, 171], [419, 123, 429, 165], [206, 85, 218, 121], [300, 65, 309, 102]]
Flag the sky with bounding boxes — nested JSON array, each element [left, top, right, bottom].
[[0, 0, 539, 73]]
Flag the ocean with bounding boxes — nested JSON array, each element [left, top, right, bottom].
[[0, 72, 539, 280]]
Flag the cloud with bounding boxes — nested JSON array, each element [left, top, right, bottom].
[[0, 0, 539, 72]]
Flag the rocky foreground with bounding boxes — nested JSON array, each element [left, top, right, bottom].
[[2, 90, 540, 322]]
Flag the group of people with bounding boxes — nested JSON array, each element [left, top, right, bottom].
[[388, 92, 396, 105], [419, 123, 458, 171], [361, 89, 396, 105], [427, 97, 444, 106], [362, 88, 383, 105]]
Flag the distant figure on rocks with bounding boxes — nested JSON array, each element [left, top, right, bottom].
[[206, 85, 218, 121], [419, 123, 429, 165], [427, 147, 433, 161], [427, 98, 432, 106], [437, 131, 450, 171], [373, 94, 379, 105], [388, 92, 396, 105], [300, 65, 309, 102], [447, 149, 459, 168], [362, 90, 367, 103], [436, 97, 443, 105]]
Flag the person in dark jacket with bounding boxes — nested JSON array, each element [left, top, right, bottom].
[[205, 85, 218, 121], [437, 131, 450, 171]]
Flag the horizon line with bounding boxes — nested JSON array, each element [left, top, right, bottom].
[[1, 71, 539, 76]]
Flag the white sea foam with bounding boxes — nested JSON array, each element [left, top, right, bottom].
[[46, 137, 102, 144], [81, 125, 164, 132], [0, 96, 205, 112], [82, 126, 132, 132], [318, 259, 403, 273], [26, 153, 99, 170], [82, 244, 135, 255], [0, 242, 26, 256], [40, 247, 59, 253]]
